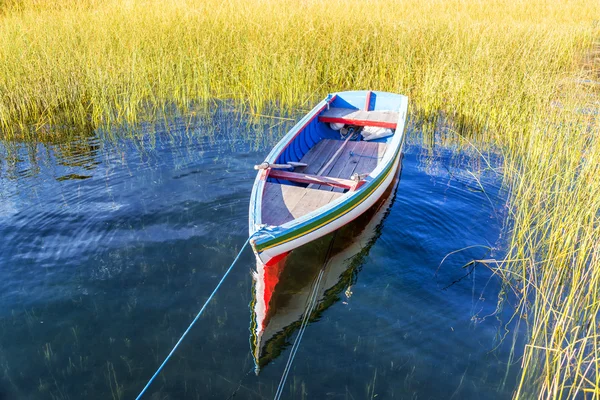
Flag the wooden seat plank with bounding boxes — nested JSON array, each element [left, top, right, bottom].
[[319, 108, 399, 129]]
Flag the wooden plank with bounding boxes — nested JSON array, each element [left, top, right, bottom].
[[376, 142, 387, 159], [262, 182, 343, 226], [332, 141, 385, 193], [347, 141, 375, 174], [292, 139, 331, 174], [352, 141, 380, 176], [303, 139, 342, 175], [327, 141, 360, 176], [311, 140, 359, 189], [364, 91, 372, 111], [289, 189, 341, 219], [319, 108, 399, 129], [262, 183, 306, 226], [332, 141, 373, 193], [318, 140, 363, 191], [313, 134, 355, 177], [293, 139, 344, 175], [268, 170, 356, 189]]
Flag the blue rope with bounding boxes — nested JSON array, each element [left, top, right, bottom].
[[135, 237, 251, 400]]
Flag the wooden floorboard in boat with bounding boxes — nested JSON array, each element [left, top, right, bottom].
[[327, 140, 372, 192], [298, 139, 386, 178], [289, 188, 340, 219], [293, 140, 340, 175], [309, 140, 360, 190], [262, 139, 388, 226], [262, 183, 343, 226], [316, 140, 363, 191]]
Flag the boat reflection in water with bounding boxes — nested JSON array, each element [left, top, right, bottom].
[[250, 163, 402, 373]]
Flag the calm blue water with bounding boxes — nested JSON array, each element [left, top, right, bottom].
[[0, 106, 522, 399]]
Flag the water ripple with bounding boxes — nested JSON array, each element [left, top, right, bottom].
[[0, 114, 514, 400]]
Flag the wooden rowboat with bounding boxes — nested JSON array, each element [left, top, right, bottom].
[[249, 90, 408, 266]]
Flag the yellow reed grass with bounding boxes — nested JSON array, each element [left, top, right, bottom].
[[0, 0, 599, 397]]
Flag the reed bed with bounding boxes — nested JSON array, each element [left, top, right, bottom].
[[1, 0, 599, 397]]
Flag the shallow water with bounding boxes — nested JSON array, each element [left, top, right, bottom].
[[0, 107, 522, 399]]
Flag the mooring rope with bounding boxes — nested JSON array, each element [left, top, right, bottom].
[[273, 268, 325, 400], [273, 232, 337, 400], [135, 236, 251, 400]]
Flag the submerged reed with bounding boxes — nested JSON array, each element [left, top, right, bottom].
[[0, 0, 599, 397]]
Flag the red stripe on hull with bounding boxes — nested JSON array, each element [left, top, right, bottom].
[[261, 251, 289, 330]]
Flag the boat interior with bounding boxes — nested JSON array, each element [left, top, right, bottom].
[[261, 91, 401, 226]]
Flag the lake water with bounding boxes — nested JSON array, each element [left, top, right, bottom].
[[0, 105, 523, 399]]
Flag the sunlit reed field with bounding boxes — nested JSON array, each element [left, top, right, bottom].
[[1, 0, 599, 397]]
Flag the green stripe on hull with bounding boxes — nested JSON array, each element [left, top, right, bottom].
[[254, 148, 401, 254]]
